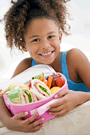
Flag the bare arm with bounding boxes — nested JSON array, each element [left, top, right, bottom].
[[67, 48, 90, 103], [68, 48, 90, 89], [12, 57, 32, 78], [0, 96, 44, 132], [0, 58, 31, 125], [0, 96, 12, 125], [49, 48, 90, 117], [73, 49, 90, 103], [0, 57, 45, 132]]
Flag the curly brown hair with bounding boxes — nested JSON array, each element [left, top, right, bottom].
[[4, 0, 71, 51]]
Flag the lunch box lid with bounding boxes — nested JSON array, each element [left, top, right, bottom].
[[0, 64, 56, 90]]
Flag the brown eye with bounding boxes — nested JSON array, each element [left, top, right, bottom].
[[32, 39, 40, 42], [48, 36, 54, 39]]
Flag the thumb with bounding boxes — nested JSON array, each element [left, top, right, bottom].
[[14, 112, 29, 119], [54, 90, 69, 98]]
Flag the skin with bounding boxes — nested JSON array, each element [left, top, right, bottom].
[[1, 18, 90, 133]]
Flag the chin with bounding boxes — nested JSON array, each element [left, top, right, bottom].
[[36, 56, 56, 65], [42, 59, 55, 65]]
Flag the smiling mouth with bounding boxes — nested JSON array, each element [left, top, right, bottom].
[[40, 51, 54, 56]]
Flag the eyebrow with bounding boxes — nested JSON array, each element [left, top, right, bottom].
[[29, 35, 39, 39], [29, 31, 56, 39]]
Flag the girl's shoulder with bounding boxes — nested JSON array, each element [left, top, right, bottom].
[[66, 48, 89, 72], [66, 48, 90, 83], [66, 48, 89, 63], [12, 57, 33, 78]]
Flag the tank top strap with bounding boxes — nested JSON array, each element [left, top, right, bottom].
[[61, 51, 70, 80], [31, 59, 37, 67]]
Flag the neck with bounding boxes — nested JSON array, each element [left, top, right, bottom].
[[48, 52, 62, 73]]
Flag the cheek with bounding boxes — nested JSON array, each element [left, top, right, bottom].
[[28, 48, 34, 55], [53, 37, 60, 44], [28, 45, 38, 56], [53, 40, 60, 48], [55, 41, 60, 52]]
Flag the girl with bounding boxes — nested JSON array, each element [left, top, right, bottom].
[[0, 0, 90, 133]]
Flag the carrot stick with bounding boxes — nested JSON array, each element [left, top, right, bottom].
[[47, 76, 53, 89], [40, 76, 45, 81]]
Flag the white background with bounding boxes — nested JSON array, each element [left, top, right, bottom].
[[0, 0, 90, 83]]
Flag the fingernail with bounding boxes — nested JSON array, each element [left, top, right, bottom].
[[47, 106, 50, 109], [49, 113, 52, 115], [42, 118, 44, 121], [36, 113, 39, 116], [54, 95, 58, 98], [49, 112, 52, 115], [25, 112, 28, 115]]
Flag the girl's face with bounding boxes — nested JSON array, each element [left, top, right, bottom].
[[23, 18, 62, 65]]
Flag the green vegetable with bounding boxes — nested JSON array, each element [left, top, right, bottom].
[[39, 85, 50, 96], [23, 89, 32, 103], [34, 72, 44, 79]]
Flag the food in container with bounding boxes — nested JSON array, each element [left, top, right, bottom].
[[31, 79, 51, 100], [7, 86, 34, 104], [0, 64, 68, 123]]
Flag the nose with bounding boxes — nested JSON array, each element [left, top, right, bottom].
[[41, 39, 50, 49]]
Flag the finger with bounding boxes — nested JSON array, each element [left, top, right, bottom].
[[22, 123, 43, 133], [23, 113, 45, 125], [28, 117, 44, 129], [56, 110, 68, 118], [49, 109, 68, 117], [54, 90, 69, 99], [23, 113, 39, 125], [13, 112, 29, 119], [29, 123, 43, 133], [49, 104, 64, 112], [49, 97, 65, 108]]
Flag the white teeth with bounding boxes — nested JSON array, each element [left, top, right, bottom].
[[42, 52, 52, 56]]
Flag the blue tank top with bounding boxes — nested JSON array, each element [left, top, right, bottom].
[[31, 58, 37, 66], [31, 52, 90, 92], [61, 51, 89, 92]]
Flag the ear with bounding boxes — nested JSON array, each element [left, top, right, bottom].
[[22, 46, 28, 52], [59, 31, 62, 43], [20, 42, 28, 52]]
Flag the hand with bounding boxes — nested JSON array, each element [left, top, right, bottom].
[[48, 90, 81, 118], [6, 112, 44, 133]]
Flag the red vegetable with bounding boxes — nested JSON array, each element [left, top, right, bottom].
[[56, 77, 65, 87], [29, 81, 31, 89]]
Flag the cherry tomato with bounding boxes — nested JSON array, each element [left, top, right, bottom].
[[56, 77, 65, 87]]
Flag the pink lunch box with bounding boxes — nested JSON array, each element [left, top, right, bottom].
[[2, 64, 68, 123]]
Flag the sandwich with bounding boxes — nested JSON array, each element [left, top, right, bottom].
[[0, 82, 29, 96], [31, 79, 51, 100], [7, 85, 34, 104]]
